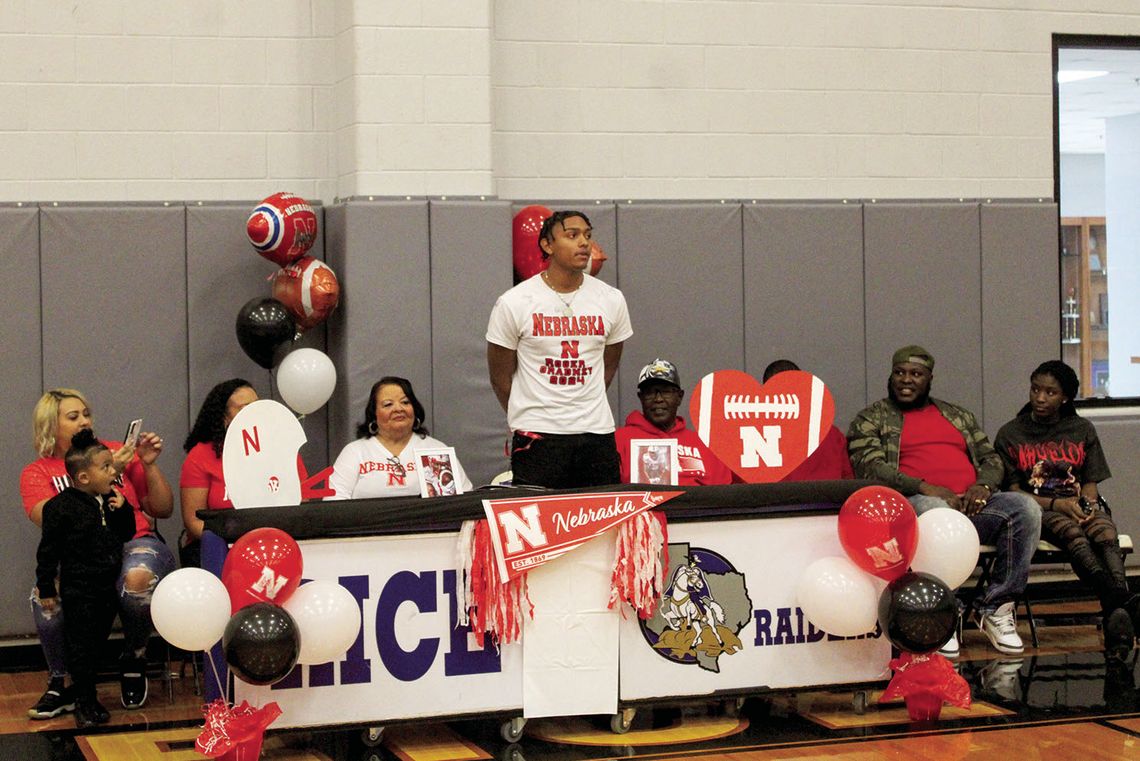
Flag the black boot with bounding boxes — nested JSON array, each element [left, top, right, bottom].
[[1104, 607, 1135, 663]]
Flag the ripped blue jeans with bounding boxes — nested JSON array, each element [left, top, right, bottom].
[[31, 534, 176, 678]]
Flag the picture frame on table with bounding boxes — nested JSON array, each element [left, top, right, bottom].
[[416, 447, 462, 498], [630, 439, 679, 486]]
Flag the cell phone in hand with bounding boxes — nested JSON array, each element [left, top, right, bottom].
[[123, 418, 143, 448]]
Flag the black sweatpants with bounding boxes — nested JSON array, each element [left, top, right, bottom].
[[61, 579, 119, 701]]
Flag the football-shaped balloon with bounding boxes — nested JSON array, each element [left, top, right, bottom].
[[271, 255, 340, 333], [589, 239, 608, 276], [247, 192, 318, 267]]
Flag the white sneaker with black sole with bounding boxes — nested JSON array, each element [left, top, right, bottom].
[[938, 632, 960, 658], [978, 601, 1024, 655]]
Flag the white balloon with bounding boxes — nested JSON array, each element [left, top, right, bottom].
[[796, 556, 879, 637], [282, 580, 361, 665], [151, 568, 231, 652], [911, 507, 981, 589], [276, 348, 337, 415]]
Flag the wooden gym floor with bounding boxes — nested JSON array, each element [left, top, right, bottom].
[[2, 603, 1139, 761]]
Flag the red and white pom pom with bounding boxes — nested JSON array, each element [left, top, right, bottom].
[[608, 511, 668, 619], [271, 255, 340, 333], [463, 520, 532, 647], [247, 192, 318, 267]]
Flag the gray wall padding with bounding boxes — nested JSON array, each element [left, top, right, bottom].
[[429, 200, 514, 483], [743, 203, 866, 428], [980, 203, 1061, 432], [863, 203, 984, 422], [1093, 416, 1140, 543], [1, 206, 44, 638], [615, 203, 745, 422], [39, 205, 189, 498], [324, 200, 432, 466]]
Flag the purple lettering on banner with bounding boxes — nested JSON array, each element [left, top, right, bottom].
[[271, 663, 304, 690], [376, 571, 439, 682], [339, 574, 372, 685], [774, 607, 795, 645], [442, 570, 501, 676], [806, 620, 827, 643], [753, 609, 772, 646]]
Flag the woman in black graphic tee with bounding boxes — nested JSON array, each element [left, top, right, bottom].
[[994, 360, 1136, 659]]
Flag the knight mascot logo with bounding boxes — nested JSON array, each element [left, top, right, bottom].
[[639, 545, 752, 673]]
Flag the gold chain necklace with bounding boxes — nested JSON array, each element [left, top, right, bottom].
[[542, 270, 582, 316]]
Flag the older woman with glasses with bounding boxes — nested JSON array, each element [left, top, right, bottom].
[[328, 376, 472, 499]]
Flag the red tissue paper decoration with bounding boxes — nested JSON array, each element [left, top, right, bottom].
[[460, 520, 533, 648], [608, 511, 668, 619], [879, 651, 972, 721], [196, 699, 283, 760]]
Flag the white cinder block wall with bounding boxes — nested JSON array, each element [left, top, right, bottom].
[[2, 0, 1140, 203]]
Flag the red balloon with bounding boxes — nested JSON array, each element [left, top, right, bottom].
[[589, 239, 608, 276], [271, 255, 340, 333], [512, 205, 552, 281], [838, 486, 918, 581], [247, 192, 318, 267], [221, 528, 303, 613]]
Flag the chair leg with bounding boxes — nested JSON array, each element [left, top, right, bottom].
[[1022, 595, 1039, 649]]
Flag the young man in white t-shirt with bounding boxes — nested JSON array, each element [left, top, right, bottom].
[[486, 210, 632, 488]]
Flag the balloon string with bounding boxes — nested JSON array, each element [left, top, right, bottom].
[[206, 645, 227, 704]]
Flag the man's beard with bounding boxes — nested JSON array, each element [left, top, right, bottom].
[[888, 381, 930, 410]]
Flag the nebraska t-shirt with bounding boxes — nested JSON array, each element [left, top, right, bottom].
[[897, 403, 977, 494], [486, 273, 632, 434]]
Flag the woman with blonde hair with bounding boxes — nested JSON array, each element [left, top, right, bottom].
[[19, 389, 176, 717]]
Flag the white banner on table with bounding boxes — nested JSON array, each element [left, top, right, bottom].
[[619, 514, 890, 700], [522, 529, 619, 718], [234, 533, 522, 728]]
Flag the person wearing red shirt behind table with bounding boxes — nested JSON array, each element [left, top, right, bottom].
[[761, 359, 854, 482], [615, 359, 734, 486], [178, 378, 259, 569], [19, 388, 177, 717]]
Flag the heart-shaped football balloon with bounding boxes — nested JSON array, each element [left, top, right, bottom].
[[689, 369, 835, 483]]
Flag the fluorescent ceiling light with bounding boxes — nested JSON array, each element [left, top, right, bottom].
[[1058, 70, 1108, 84]]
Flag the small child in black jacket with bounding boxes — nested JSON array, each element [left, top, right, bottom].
[[35, 429, 137, 728]]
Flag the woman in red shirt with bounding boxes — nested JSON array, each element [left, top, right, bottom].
[[179, 379, 258, 567]]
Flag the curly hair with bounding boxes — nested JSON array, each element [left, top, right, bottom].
[[538, 210, 592, 260], [184, 378, 253, 457], [355, 376, 429, 439], [32, 388, 91, 458], [64, 428, 108, 481]]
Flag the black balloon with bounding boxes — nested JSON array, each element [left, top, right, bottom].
[[878, 571, 957, 653], [235, 297, 296, 369], [223, 602, 301, 685]]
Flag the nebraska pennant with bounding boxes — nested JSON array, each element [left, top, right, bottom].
[[690, 369, 835, 483], [482, 490, 682, 581]]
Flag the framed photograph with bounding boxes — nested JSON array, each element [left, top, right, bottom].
[[630, 439, 679, 486], [416, 447, 463, 498]]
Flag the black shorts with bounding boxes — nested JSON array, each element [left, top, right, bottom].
[[510, 431, 621, 489]]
